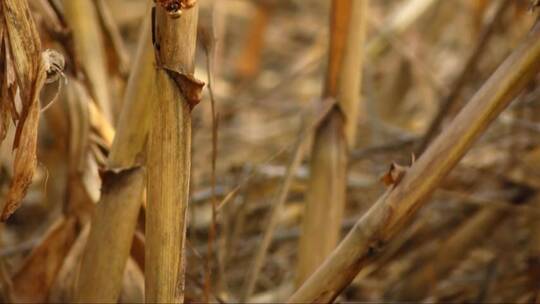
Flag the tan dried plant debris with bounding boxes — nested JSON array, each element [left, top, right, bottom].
[[0, 0, 64, 220]]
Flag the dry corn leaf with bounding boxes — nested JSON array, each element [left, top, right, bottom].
[[11, 217, 77, 303], [0, 28, 10, 142], [0, 0, 51, 221], [49, 223, 90, 303], [1, 100, 40, 220], [65, 81, 102, 215], [2, 0, 42, 146], [1, 34, 19, 139]]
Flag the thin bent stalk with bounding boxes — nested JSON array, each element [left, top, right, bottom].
[[63, 0, 112, 122], [288, 19, 540, 303], [74, 12, 154, 303], [146, 3, 201, 303], [296, 0, 367, 285]]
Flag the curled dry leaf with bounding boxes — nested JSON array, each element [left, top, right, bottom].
[[0, 0, 49, 220], [42, 49, 65, 84], [40, 49, 66, 112], [164, 68, 205, 110]]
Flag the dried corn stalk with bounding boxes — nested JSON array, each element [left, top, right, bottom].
[[146, 1, 203, 302]]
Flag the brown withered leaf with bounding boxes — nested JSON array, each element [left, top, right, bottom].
[[0, 0, 49, 221], [0, 32, 9, 143], [2, 0, 43, 147], [164, 68, 205, 110], [1, 98, 41, 221], [11, 217, 78, 303], [4, 38, 18, 126], [0, 23, 18, 144]]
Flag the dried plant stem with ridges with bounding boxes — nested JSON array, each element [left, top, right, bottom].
[[73, 10, 154, 303], [297, 0, 367, 285], [146, 2, 202, 302], [289, 19, 540, 303]]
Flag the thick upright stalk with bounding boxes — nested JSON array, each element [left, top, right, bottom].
[[63, 0, 112, 122], [146, 3, 200, 303], [289, 19, 540, 303], [296, 0, 367, 285], [74, 12, 154, 303]]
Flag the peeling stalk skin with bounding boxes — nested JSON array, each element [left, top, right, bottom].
[[146, 3, 200, 303]]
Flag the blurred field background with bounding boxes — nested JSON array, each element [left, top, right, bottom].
[[1, 0, 540, 302]]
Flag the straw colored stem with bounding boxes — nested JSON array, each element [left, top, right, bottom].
[[74, 11, 154, 303], [289, 19, 540, 303], [146, 4, 199, 303], [296, 0, 367, 285]]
